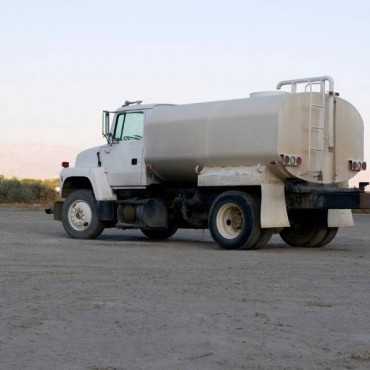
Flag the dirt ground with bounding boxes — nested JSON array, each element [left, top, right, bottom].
[[0, 208, 370, 370]]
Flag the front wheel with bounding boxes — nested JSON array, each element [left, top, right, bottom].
[[62, 189, 105, 239], [209, 191, 261, 250]]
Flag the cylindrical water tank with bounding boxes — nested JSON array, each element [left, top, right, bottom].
[[144, 92, 363, 184]]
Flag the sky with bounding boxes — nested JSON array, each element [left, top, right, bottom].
[[1, 0, 370, 163]]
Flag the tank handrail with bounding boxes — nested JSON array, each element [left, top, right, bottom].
[[276, 76, 334, 93]]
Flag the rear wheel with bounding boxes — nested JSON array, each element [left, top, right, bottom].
[[279, 210, 328, 247], [62, 189, 105, 239], [248, 228, 273, 250], [209, 191, 261, 250], [314, 227, 338, 248], [245, 195, 272, 250]]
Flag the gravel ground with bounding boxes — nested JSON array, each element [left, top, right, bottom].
[[1, 208, 370, 370]]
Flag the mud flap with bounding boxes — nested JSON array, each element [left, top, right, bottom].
[[328, 209, 354, 227], [53, 200, 64, 221], [261, 182, 290, 228]]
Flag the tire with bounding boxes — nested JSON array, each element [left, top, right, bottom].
[[246, 195, 272, 250], [279, 210, 328, 247], [314, 227, 338, 248], [209, 191, 261, 250], [141, 226, 178, 240], [248, 228, 273, 250], [62, 189, 105, 239]]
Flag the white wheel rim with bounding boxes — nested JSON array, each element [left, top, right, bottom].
[[216, 203, 244, 239], [68, 200, 92, 231]]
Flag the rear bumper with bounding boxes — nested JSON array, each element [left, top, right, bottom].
[[286, 182, 370, 209]]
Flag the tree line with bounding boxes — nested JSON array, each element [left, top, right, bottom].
[[0, 175, 58, 203]]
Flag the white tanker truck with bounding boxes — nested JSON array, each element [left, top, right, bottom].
[[52, 76, 370, 249]]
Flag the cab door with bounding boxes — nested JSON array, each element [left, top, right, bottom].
[[100, 111, 145, 187]]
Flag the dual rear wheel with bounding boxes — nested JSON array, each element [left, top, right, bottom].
[[209, 191, 337, 250], [279, 210, 338, 248]]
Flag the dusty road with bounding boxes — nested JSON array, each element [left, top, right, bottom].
[[0, 208, 370, 370]]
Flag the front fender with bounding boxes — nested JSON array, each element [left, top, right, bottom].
[[61, 167, 116, 201], [89, 167, 116, 200]]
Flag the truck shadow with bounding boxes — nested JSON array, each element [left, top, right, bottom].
[[97, 232, 344, 252], [50, 228, 348, 252]]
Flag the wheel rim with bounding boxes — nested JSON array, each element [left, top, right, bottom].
[[68, 200, 93, 231], [216, 203, 244, 239]]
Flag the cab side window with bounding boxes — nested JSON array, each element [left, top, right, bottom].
[[113, 112, 144, 141]]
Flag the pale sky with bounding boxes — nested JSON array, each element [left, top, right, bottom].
[[1, 0, 370, 162]]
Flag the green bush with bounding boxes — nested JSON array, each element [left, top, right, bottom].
[[0, 175, 58, 203]]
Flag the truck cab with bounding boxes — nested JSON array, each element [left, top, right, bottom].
[[101, 104, 147, 187]]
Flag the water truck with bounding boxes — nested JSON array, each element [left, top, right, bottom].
[[51, 76, 370, 249]]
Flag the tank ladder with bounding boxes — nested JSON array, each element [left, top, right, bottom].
[[277, 76, 335, 181], [306, 81, 325, 178]]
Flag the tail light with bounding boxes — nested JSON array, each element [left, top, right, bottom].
[[349, 160, 366, 171], [281, 154, 302, 167]]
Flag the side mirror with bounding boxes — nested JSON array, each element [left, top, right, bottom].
[[102, 111, 110, 142]]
